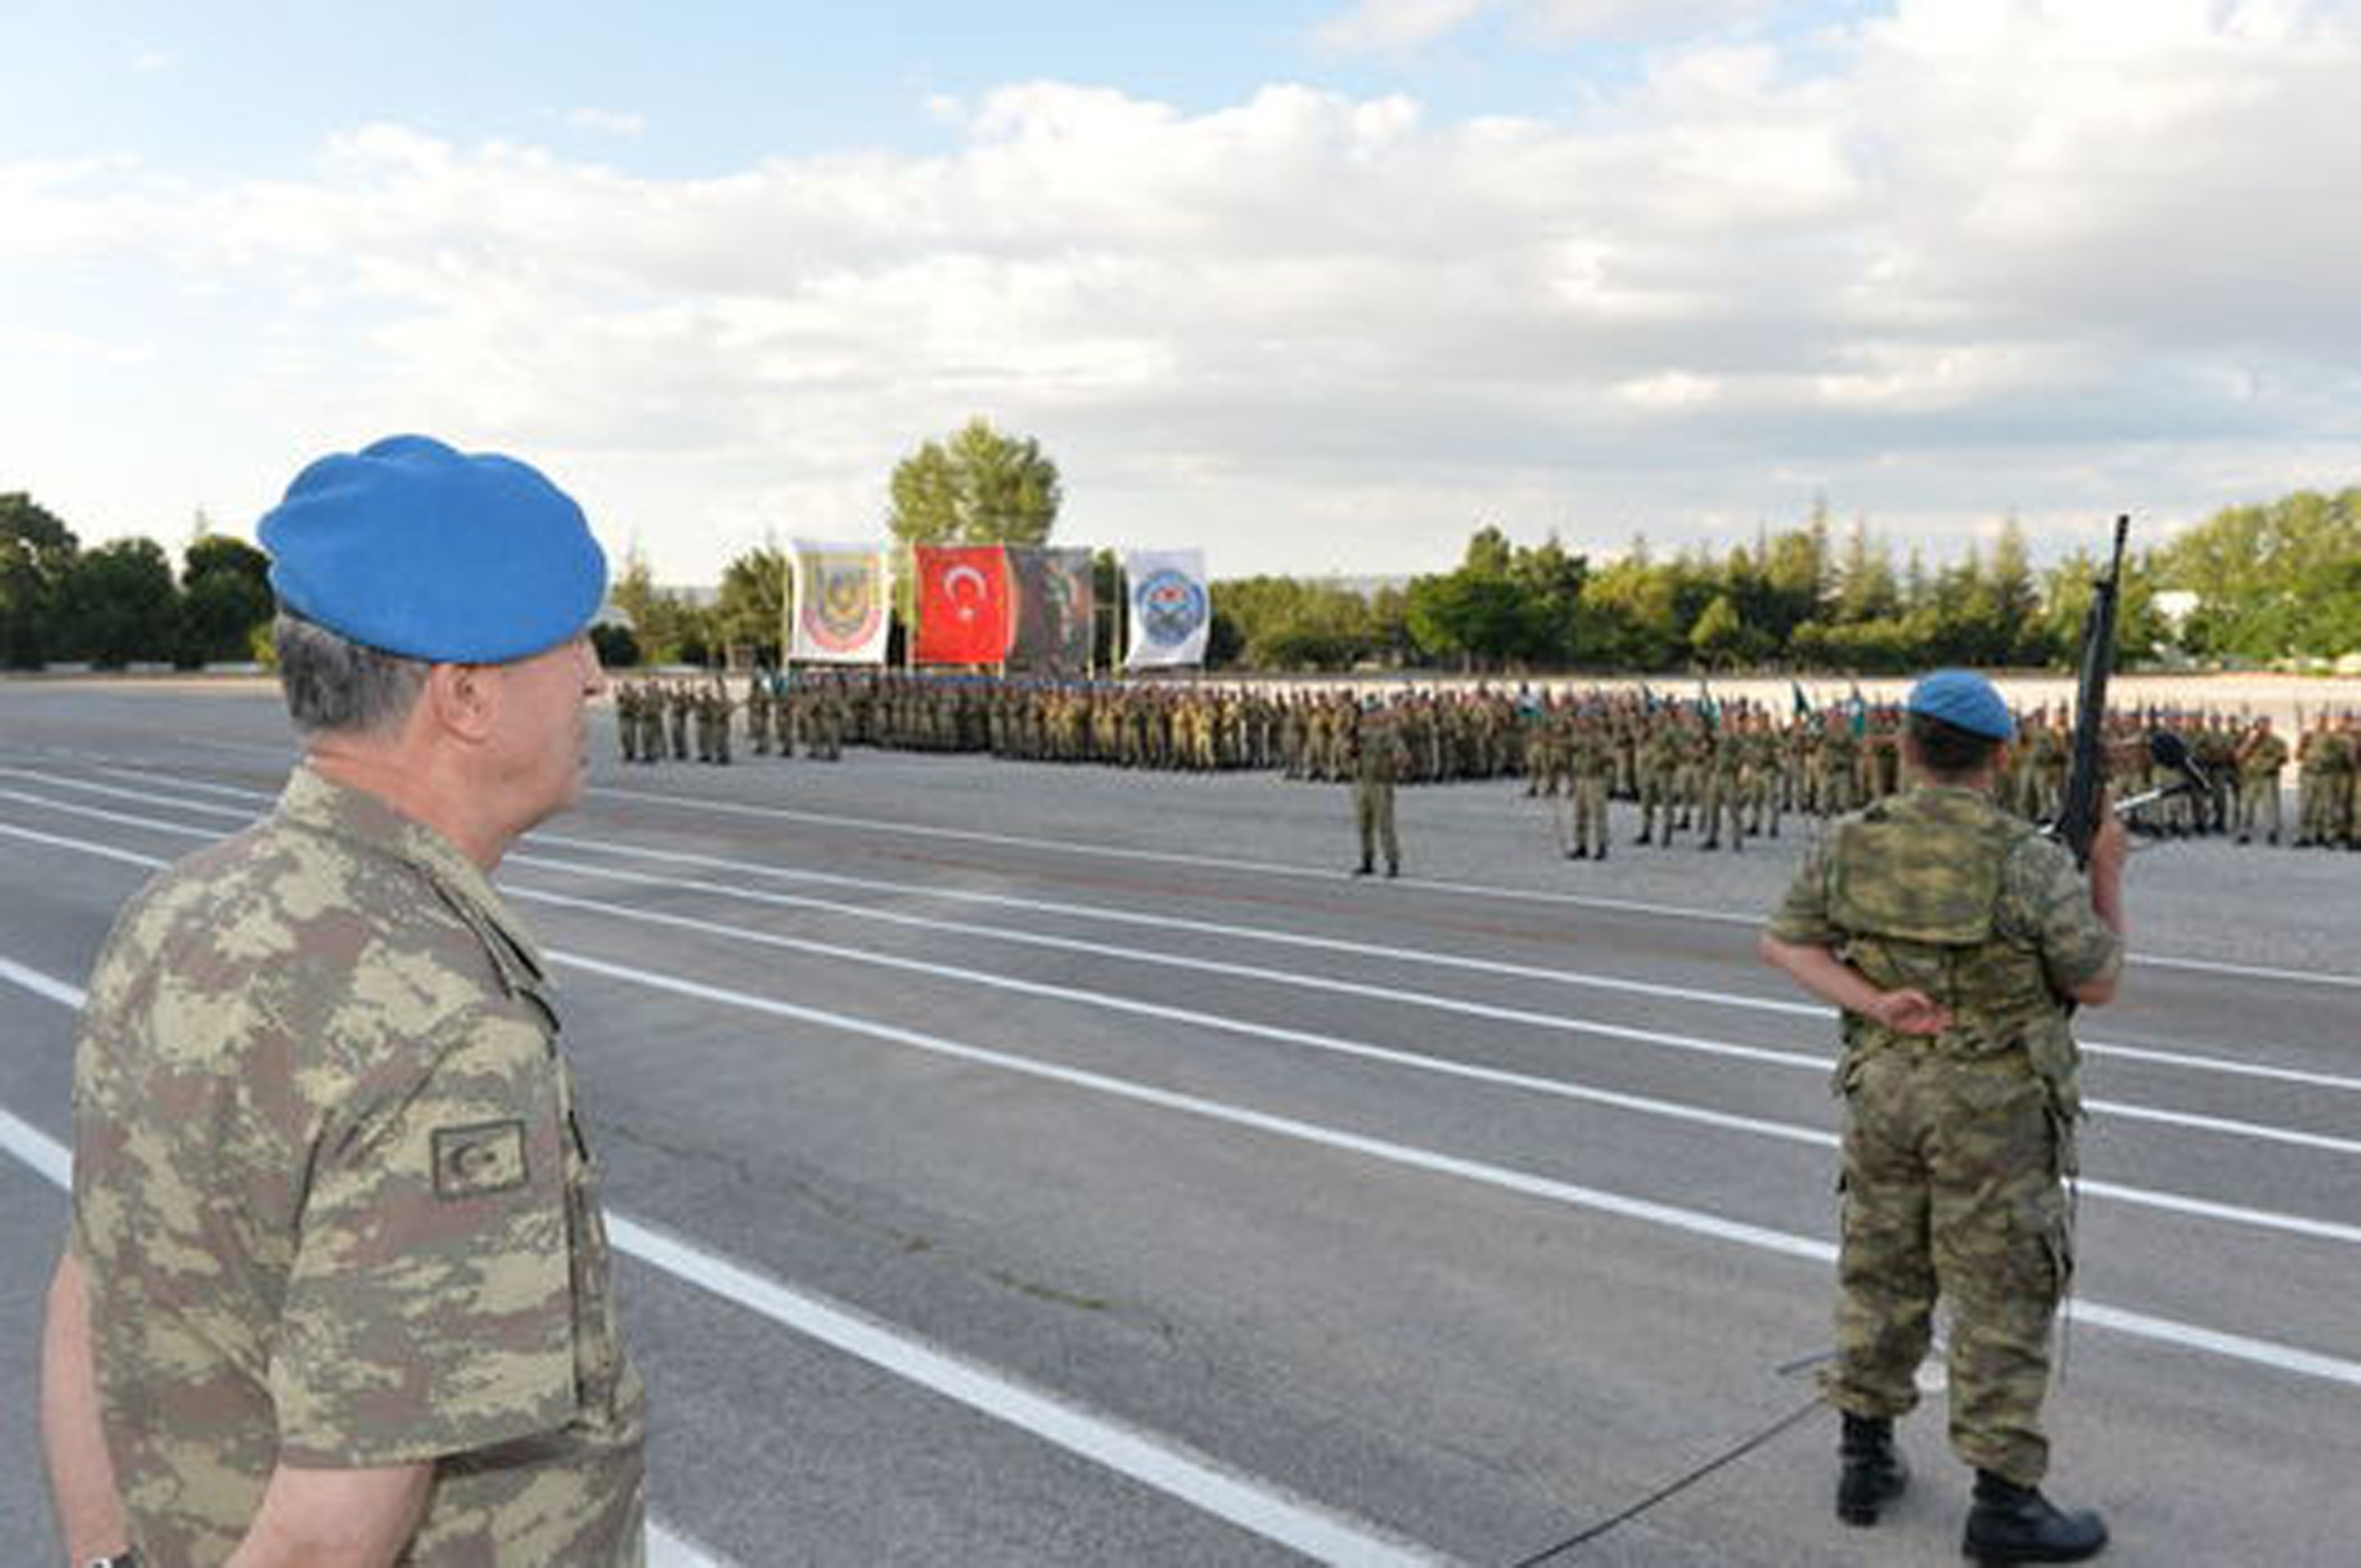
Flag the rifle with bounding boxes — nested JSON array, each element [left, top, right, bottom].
[[2050, 516, 2130, 870]]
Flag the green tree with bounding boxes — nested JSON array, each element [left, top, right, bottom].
[[178, 532, 273, 666], [588, 622, 641, 668], [1833, 519, 1900, 624], [1405, 526, 1544, 670], [2160, 487, 2361, 661], [1689, 593, 1753, 668], [1511, 533, 1589, 665], [61, 536, 181, 668], [1211, 575, 1385, 671], [0, 491, 79, 668], [608, 545, 705, 664], [1759, 517, 1831, 650], [1573, 554, 1685, 670], [888, 418, 1062, 548], [714, 546, 787, 663]]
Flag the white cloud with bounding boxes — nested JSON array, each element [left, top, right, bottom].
[[1519, 0, 1777, 43], [1317, 0, 1497, 55], [8, 1, 2361, 581], [567, 107, 647, 137]]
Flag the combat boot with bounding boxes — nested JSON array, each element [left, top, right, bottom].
[[1835, 1412, 1907, 1527], [1962, 1471, 2106, 1564]]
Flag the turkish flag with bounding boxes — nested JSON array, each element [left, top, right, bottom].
[[913, 544, 1014, 665]]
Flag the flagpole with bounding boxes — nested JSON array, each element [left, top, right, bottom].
[[1114, 558, 1128, 684]]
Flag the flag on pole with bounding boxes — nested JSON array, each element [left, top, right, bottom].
[[913, 544, 1014, 665], [1122, 548, 1210, 669], [788, 541, 890, 664], [1006, 546, 1095, 676]]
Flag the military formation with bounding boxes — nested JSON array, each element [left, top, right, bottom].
[[608, 670, 2360, 854], [614, 674, 846, 764]]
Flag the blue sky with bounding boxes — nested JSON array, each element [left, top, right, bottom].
[[5, 1, 2356, 584]]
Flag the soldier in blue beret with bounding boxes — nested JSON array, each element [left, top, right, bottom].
[[43, 436, 645, 1565], [1759, 667, 2127, 1565]]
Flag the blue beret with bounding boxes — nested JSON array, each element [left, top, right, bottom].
[[1907, 668, 2015, 741], [259, 434, 607, 662]]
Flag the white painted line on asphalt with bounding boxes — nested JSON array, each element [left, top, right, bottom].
[[1, 1104, 72, 1187], [29, 777, 2361, 1158], [46, 763, 2361, 1092], [0, 958, 1443, 1568], [0, 1053, 730, 1568], [26, 758, 2361, 994], [13, 782, 2358, 1199], [542, 948, 2361, 1392], [7, 890, 2358, 1431], [0, 952, 87, 1010], [583, 777, 2361, 989], [7, 790, 2361, 1198], [506, 875, 2361, 1226], [520, 855, 2361, 1158], [18, 805, 2351, 1247], [611, 1217, 1450, 1568]]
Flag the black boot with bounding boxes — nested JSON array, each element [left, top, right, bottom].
[[1835, 1413, 1908, 1527], [1963, 1470, 2107, 1564]]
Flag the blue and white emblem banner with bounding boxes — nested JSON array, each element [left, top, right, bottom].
[[1121, 548, 1210, 670]]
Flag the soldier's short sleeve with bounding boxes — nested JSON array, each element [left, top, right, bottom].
[[2008, 837, 2121, 995], [1765, 836, 1839, 946], [271, 1007, 577, 1467]]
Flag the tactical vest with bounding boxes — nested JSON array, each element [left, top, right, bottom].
[[1827, 789, 2079, 1107]]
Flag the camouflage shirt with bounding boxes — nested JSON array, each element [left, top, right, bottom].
[[1767, 785, 2120, 1098], [71, 765, 645, 1566]]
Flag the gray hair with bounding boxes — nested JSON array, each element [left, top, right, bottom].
[[273, 610, 430, 738]]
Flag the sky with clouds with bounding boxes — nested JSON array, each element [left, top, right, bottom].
[[4, 1, 2356, 584]]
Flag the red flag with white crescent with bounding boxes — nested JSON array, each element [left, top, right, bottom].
[[913, 544, 1013, 665]]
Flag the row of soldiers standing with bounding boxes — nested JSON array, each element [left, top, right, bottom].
[[608, 670, 2360, 852], [614, 676, 847, 764]]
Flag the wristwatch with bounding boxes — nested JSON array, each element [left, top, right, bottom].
[[87, 1553, 141, 1568]]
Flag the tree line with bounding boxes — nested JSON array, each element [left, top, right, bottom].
[[0, 493, 275, 670], [5, 441, 2354, 676]]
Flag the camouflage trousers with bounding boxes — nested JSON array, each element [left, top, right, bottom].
[[1556, 774, 1610, 855], [1355, 780, 1399, 872], [1829, 1048, 2073, 1486]]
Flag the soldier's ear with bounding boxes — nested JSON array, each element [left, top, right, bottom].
[[422, 661, 499, 746]]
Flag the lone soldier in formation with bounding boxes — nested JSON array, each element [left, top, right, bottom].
[[1758, 670, 2123, 1566], [1347, 704, 1405, 878]]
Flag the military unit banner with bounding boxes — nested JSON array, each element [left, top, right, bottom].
[[1121, 548, 1210, 670], [1006, 546, 1096, 676], [788, 541, 890, 664], [912, 544, 1015, 666]]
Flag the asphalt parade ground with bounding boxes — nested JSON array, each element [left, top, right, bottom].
[[4, 680, 2356, 1566]]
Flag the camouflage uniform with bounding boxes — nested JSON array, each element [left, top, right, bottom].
[[1349, 713, 1405, 876], [2234, 720, 2288, 844], [1767, 784, 2119, 1486], [69, 766, 646, 1564], [1558, 718, 1614, 860]]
